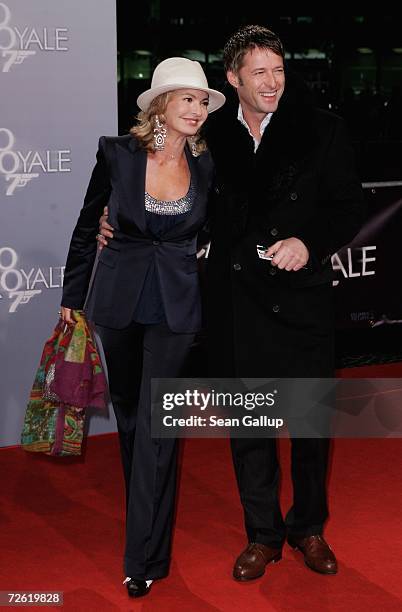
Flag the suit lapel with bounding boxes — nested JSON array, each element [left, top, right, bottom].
[[163, 146, 208, 238], [114, 137, 209, 238], [114, 138, 147, 234]]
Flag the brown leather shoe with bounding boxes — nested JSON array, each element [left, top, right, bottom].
[[288, 535, 338, 575], [233, 543, 282, 581]]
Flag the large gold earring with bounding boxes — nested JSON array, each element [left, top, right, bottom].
[[153, 115, 167, 151]]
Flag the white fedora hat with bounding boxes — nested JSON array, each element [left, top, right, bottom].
[[137, 57, 225, 113]]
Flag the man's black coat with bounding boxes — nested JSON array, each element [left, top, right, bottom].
[[204, 75, 366, 377]]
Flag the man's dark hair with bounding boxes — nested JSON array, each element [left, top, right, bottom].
[[223, 25, 284, 74]]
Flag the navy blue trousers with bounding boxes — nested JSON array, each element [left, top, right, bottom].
[[97, 321, 194, 579]]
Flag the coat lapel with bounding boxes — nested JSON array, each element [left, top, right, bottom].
[[160, 145, 209, 239], [114, 138, 148, 234], [114, 136, 209, 239]]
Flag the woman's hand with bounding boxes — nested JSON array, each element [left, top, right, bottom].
[[60, 306, 76, 325]]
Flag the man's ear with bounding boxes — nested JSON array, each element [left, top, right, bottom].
[[227, 70, 239, 89]]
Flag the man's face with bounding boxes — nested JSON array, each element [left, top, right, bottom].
[[227, 47, 285, 118]]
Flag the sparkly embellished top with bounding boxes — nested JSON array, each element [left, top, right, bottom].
[[133, 180, 195, 324]]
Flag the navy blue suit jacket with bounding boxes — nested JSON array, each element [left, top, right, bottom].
[[62, 135, 214, 332]]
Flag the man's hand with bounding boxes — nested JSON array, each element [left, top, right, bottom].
[[265, 238, 309, 271], [97, 206, 114, 250]]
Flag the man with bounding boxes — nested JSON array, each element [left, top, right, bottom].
[[204, 25, 365, 580], [98, 26, 365, 581]]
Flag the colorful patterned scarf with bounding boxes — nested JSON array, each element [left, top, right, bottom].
[[21, 311, 107, 456]]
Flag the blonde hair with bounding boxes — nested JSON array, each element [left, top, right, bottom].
[[130, 91, 207, 155]]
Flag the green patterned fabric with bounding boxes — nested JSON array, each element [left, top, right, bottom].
[[21, 311, 106, 456]]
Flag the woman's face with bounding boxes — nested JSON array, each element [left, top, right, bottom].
[[163, 88, 209, 137]]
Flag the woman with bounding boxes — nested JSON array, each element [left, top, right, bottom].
[[60, 57, 225, 598]]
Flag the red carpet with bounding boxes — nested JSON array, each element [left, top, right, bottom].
[[1, 431, 402, 611], [1, 362, 402, 610], [337, 362, 402, 378]]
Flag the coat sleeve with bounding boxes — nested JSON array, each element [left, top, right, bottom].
[[294, 117, 367, 268], [197, 151, 216, 249], [61, 137, 112, 309]]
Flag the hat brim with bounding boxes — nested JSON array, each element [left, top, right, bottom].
[[137, 83, 226, 113]]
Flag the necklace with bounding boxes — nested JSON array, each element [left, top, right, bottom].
[[149, 148, 184, 165], [156, 151, 183, 163]]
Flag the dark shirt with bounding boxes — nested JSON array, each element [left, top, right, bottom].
[[133, 182, 195, 324]]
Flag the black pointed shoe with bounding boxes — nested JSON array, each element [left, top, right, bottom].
[[123, 577, 152, 598]]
